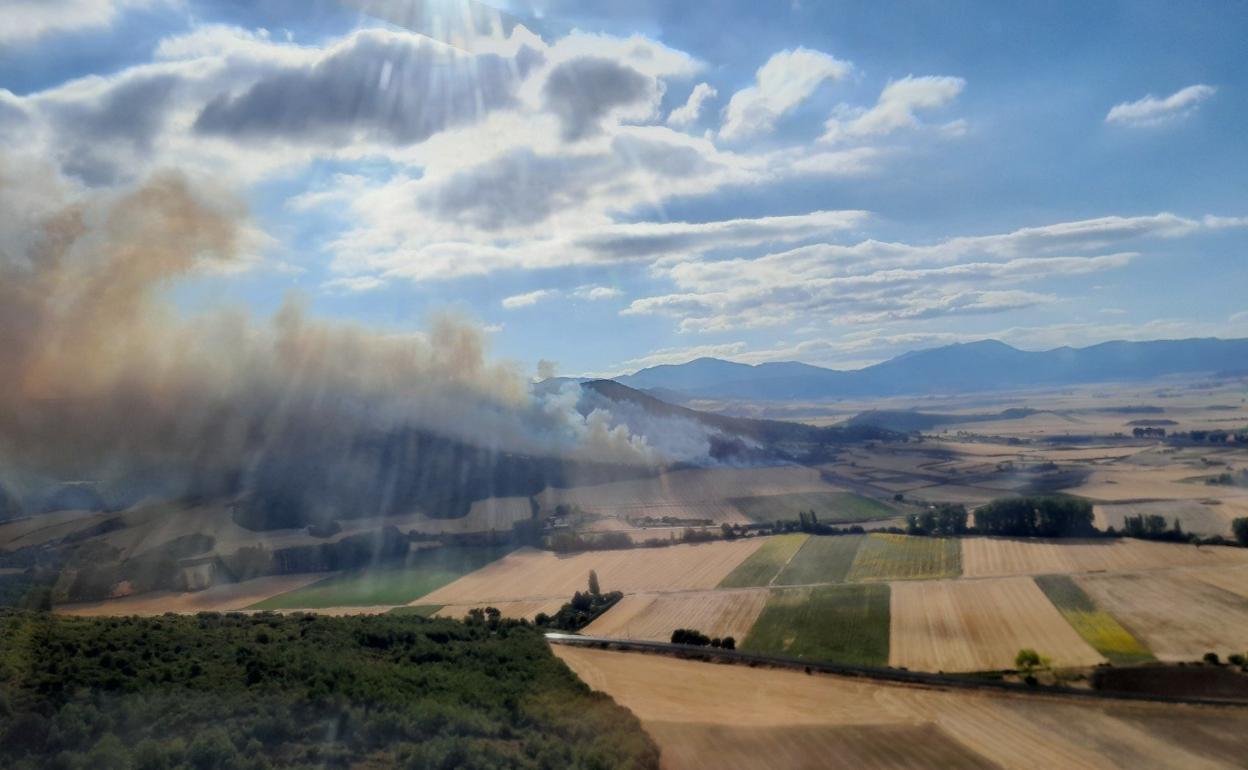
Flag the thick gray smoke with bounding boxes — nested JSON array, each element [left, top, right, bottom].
[[0, 161, 725, 520]]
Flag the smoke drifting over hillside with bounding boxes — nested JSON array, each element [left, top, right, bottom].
[[0, 162, 726, 520]]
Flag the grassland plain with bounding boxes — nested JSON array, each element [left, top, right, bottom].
[[773, 534, 865, 586], [717, 534, 808, 588], [742, 583, 890, 666], [555, 646, 1248, 770], [248, 545, 513, 609], [728, 492, 899, 524], [1034, 574, 1153, 664], [847, 533, 961, 582]]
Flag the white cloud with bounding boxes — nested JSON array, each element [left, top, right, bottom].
[[821, 75, 965, 143], [624, 212, 1246, 333], [323, 275, 386, 292], [502, 289, 559, 309], [720, 47, 851, 141], [0, 0, 170, 45], [1105, 84, 1216, 127], [667, 82, 717, 128], [573, 285, 622, 300]]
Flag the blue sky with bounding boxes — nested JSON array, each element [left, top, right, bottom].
[[2, 0, 1245, 377]]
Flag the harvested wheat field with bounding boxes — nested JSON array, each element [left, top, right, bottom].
[[1095, 500, 1235, 537], [56, 574, 324, 616], [1077, 571, 1248, 661], [582, 588, 769, 642], [889, 576, 1104, 672], [432, 598, 565, 622], [555, 646, 1248, 770], [1071, 468, 1248, 502], [961, 537, 1248, 578], [1185, 564, 1248, 600], [416, 540, 766, 604]]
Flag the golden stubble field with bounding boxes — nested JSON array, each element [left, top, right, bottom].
[[432, 598, 566, 622], [961, 537, 1248, 578], [1077, 570, 1248, 661], [416, 540, 766, 604], [889, 576, 1104, 671], [582, 588, 769, 642], [555, 646, 1248, 770]]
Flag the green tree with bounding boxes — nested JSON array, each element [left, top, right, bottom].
[[1015, 648, 1045, 672], [588, 570, 600, 595], [1233, 518, 1248, 546]]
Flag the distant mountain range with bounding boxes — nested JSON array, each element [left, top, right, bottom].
[[616, 338, 1248, 401]]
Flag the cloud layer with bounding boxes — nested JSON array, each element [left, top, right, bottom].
[[1105, 84, 1216, 127]]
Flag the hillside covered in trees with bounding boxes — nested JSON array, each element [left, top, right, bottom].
[[0, 610, 658, 769]]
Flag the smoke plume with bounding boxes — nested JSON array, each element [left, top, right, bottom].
[[0, 161, 725, 521]]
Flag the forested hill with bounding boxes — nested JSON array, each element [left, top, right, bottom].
[[0, 610, 659, 769]]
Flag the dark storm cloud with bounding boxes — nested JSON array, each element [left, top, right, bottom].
[[541, 56, 654, 141], [416, 147, 612, 230], [194, 30, 539, 146]]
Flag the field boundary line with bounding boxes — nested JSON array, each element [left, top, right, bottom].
[[546, 633, 1248, 709], [769, 537, 808, 587]]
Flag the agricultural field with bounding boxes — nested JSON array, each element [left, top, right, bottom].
[[1077, 571, 1248, 661], [582, 588, 769, 643], [717, 533, 808, 588], [555, 646, 1248, 770], [644, 722, 998, 770], [432, 598, 565, 622], [249, 545, 513, 609], [1186, 564, 1248, 600], [889, 576, 1104, 672], [846, 533, 961, 582], [729, 491, 899, 525], [1094, 500, 1235, 537], [537, 465, 841, 524], [742, 583, 890, 666], [56, 574, 324, 616], [0, 508, 116, 550], [1034, 574, 1153, 664], [772, 534, 864, 585], [417, 539, 766, 604], [961, 537, 1248, 578]]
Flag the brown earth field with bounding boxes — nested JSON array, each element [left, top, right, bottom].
[[555, 645, 1248, 770], [415, 539, 766, 604], [582, 588, 769, 643], [889, 576, 1104, 672]]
